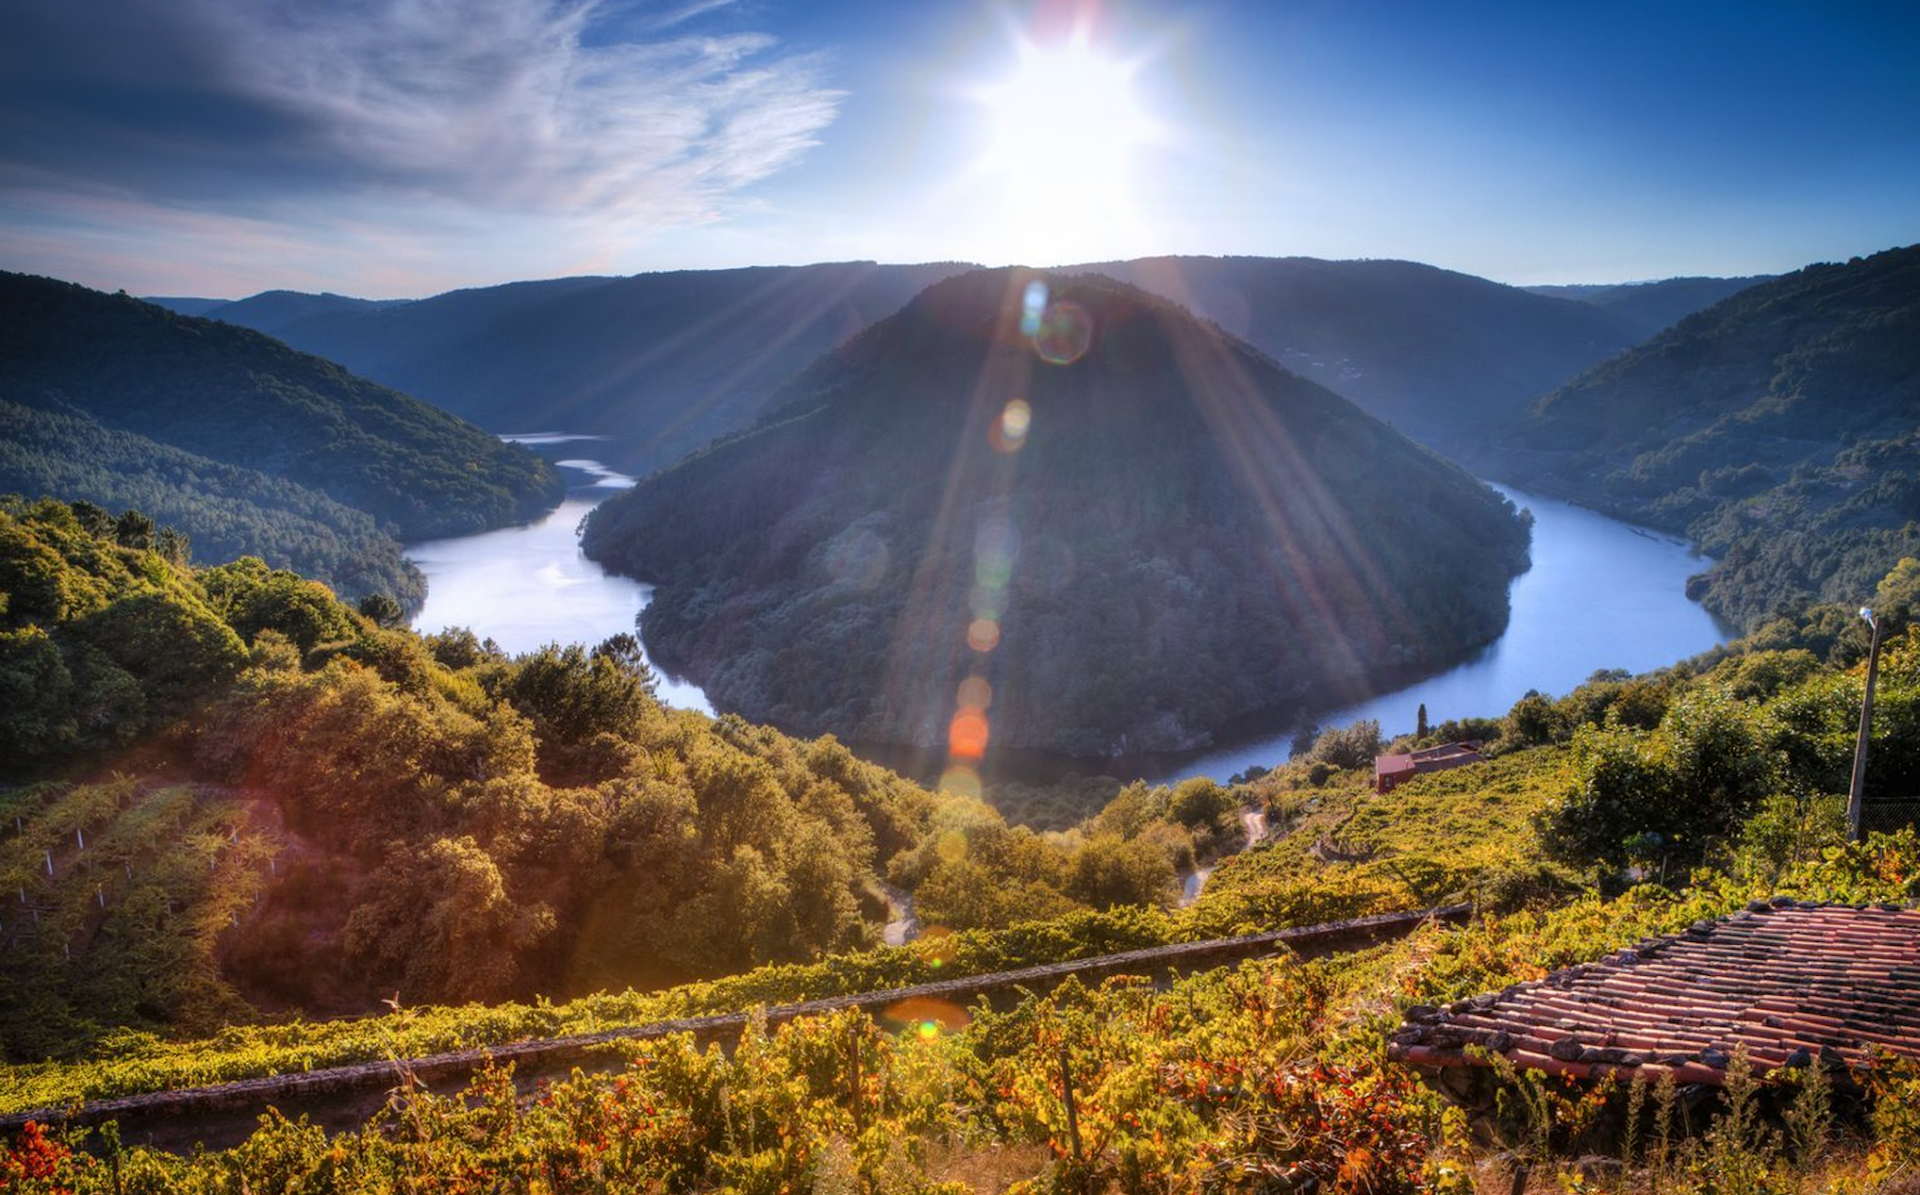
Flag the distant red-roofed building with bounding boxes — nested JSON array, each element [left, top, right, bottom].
[[1374, 741, 1484, 793], [1388, 900, 1920, 1096]]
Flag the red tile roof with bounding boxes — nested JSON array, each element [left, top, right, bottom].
[[1388, 900, 1920, 1087]]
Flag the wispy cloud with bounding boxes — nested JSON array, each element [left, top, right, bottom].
[[0, 0, 843, 294]]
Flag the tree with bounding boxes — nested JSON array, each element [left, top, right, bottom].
[[357, 592, 404, 628], [0, 627, 76, 761], [1416, 703, 1429, 740], [1504, 691, 1560, 747], [1310, 720, 1381, 770], [113, 508, 154, 550], [592, 631, 658, 695], [156, 526, 191, 566], [1066, 834, 1177, 910]]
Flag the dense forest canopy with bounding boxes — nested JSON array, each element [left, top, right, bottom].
[[0, 498, 1246, 1059], [0, 400, 423, 606], [0, 272, 562, 543], [1485, 243, 1920, 627], [582, 268, 1531, 757]]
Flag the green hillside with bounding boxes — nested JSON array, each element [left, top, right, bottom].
[[1488, 244, 1920, 627], [0, 399, 421, 605], [190, 263, 971, 476], [0, 497, 1260, 1062], [6, 541, 1920, 1192], [0, 272, 562, 542]]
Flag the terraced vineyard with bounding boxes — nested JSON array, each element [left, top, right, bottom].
[[0, 781, 273, 1056]]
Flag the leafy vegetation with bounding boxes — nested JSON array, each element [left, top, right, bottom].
[[0, 399, 423, 606], [0, 270, 562, 552], [7, 519, 1920, 1191], [5, 828, 1917, 1192], [1489, 243, 1920, 628], [584, 268, 1531, 756], [0, 499, 1283, 1067]]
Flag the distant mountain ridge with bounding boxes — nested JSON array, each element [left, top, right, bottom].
[[160, 264, 973, 476], [582, 267, 1531, 757], [1525, 275, 1774, 337], [1069, 255, 1652, 459], [1486, 244, 1920, 627], [1, 272, 563, 603], [152, 254, 1756, 474]]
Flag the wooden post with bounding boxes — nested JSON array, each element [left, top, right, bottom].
[[1059, 1044, 1083, 1165], [849, 1020, 864, 1136], [1507, 1163, 1530, 1195]]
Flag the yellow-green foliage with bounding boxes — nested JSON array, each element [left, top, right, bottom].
[[1186, 747, 1578, 938], [0, 781, 266, 1058], [10, 825, 1917, 1194]]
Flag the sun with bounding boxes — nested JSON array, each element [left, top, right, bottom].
[[971, 34, 1154, 261]]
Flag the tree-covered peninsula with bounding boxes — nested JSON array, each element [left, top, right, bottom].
[[583, 269, 1531, 757]]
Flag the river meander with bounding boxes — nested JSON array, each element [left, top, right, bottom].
[[408, 452, 1730, 782]]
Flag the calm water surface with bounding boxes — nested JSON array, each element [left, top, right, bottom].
[[1165, 485, 1733, 781], [406, 437, 712, 713]]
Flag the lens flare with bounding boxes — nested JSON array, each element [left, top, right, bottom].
[[967, 618, 1001, 652], [919, 926, 955, 969], [882, 994, 972, 1035], [990, 397, 1032, 454], [1021, 281, 1048, 336], [1034, 299, 1093, 364], [949, 708, 990, 759], [957, 676, 992, 710], [937, 767, 981, 800]]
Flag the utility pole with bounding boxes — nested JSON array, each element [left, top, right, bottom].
[[1847, 607, 1884, 842]]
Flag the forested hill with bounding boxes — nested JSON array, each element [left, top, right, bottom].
[[1486, 243, 1920, 627], [0, 272, 561, 542], [1525, 274, 1773, 337], [175, 263, 972, 476], [582, 268, 1531, 758], [0, 400, 423, 606], [1067, 255, 1648, 459]]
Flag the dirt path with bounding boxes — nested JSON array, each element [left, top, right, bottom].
[[881, 881, 920, 946], [1178, 805, 1272, 908]]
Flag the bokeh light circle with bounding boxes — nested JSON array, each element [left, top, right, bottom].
[[1032, 299, 1093, 365]]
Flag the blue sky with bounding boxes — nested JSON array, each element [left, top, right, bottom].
[[2, 0, 1915, 297]]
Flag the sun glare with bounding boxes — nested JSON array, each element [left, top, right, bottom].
[[971, 33, 1154, 261]]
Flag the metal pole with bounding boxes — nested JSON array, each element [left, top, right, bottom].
[[1847, 612, 1884, 842]]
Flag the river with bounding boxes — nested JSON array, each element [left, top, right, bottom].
[[1164, 485, 1733, 781], [407, 460, 1729, 781], [405, 436, 712, 713]]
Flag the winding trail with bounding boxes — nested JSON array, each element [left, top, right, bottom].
[[1178, 805, 1272, 908], [880, 881, 920, 946]]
